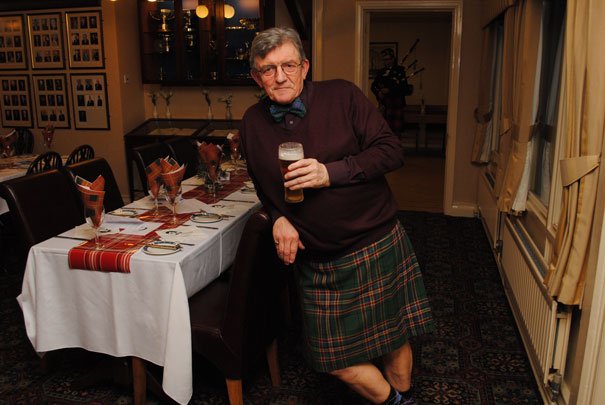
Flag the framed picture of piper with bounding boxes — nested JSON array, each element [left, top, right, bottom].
[[0, 75, 32, 127], [33, 74, 70, 128], [70, 73, 109, 130], [65, 10, 104, 69], [27, 12, 65, 69], [0, 15, 27, 70]]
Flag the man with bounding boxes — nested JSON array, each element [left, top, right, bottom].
[[371, 48, 411, 135], [241, 27, 434, 405]]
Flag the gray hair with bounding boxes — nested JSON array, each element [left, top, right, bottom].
[[249, 27, 306, 69]]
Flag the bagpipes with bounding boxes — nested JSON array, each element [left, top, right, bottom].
[[400, 38, 425, 95]]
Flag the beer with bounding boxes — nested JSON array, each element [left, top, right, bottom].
[[278, 142, 304, 203]]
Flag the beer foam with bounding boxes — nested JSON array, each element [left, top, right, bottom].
[[279, 148, 304, 160]]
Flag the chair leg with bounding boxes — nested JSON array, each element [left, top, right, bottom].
[[266, 338, 281, 387], [225, 378, 244, 405]]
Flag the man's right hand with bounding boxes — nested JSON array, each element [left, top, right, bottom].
[[273, 216, 305, 265]]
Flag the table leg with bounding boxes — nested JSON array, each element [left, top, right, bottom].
[[132, 356, 147, 405]]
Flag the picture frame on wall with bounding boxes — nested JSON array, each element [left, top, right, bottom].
[[27, 13, 65, 69], [0, 15, 27, 70], [65, 10, 104, 69], [33, 74, 70, 128], [70, 73, 109, 130], [0, 75, 32, 127], [369, 42, 398, 79]]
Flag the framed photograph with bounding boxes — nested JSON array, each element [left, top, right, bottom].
[[65, 10, 104, 69], [0, 75, 32, 127], [0, 15, 27, 70], [33, 74, 70, 128], [369, 42, 398, 78], [70, 73, 109, 130], [27, 13, 65, 69]]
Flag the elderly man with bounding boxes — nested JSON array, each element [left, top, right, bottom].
[[240, 27, 434, 405]]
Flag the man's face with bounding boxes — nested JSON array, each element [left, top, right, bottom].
[[252, 41, 309, 105], [382, 54, 395, 68]]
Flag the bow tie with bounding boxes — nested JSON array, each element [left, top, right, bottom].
[[269, 97, 306, 122]]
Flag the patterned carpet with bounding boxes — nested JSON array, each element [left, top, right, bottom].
[[0, 211, 542, 404]]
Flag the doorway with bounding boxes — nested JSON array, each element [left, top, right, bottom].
[[353, 0, 463, 215]]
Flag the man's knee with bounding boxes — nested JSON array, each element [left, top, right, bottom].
[[328, 366, 359, 383]]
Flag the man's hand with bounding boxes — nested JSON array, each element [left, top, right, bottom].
[[284, 158, 330, 190], [273, 216, 305, 265]]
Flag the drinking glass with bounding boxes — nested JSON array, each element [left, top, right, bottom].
[[85, 209, 105, 250], [166, 186, 182, 224], [228, 137, 241, 170], [148, 185, 162, 217], [278, 142, 304, 203]]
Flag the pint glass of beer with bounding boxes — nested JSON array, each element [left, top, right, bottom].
[[278, 142, 304, 203]]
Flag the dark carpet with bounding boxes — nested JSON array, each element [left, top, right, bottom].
[[0, 211, 542, 404]]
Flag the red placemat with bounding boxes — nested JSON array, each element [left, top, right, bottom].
[[182, 171, 250, 204]]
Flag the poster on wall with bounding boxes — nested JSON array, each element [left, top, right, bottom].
[[70, 73, 109, 130], [65, 10, 104, 69], [0, 75, 32, 127], [0, 15, 27, 70], [27, 13, 65, 69], [33, 74, 70, 128]]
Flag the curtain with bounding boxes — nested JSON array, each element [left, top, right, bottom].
[[482, 0, 519, 27], [545, 0, 604, 306], [496, 0, 542, 212]]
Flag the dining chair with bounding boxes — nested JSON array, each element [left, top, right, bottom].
[[26, 151, 63, 175], [0, 169, 84, 253], [14, 128, 34, 155], [165, 136, 200, 179], [66, 144, 95, 165], [131, 142, 173, 195], [63, 157, 124, 213], [189, 208, 285, 405]]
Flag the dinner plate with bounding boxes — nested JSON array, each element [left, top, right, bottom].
[[110, 208, 141, 217], [190, 212, 223, 223], [142, 241, 182, 255]]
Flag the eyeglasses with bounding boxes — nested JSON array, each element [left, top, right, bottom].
[[256, 62, 303, 78]]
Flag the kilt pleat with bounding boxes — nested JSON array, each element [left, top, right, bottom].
[[296, 221, 434, 372]]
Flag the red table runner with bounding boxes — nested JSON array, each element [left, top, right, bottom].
[[182, 170, 250, 204], [68, 207, 192, 273]]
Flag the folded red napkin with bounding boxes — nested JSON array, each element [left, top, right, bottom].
[[42, 125, 55, 149], [198, 142, 221, 181], [0, 129, 17, 157], [227, 130, 240, 149], [160, 158, 185, 199], [145, 158, 165, 197], [74, 174, 105, 226]]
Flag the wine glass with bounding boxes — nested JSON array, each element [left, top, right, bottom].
[[166, 186, 182, 224], [228, 137, 241, 170], [85, 209, 105, 250], [148, 184, 162, 217]]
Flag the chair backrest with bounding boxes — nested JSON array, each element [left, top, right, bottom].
[[189, 208, 284, 377], [165, 137, 200, 179], [131, 142, 173, 195], [66, 144, 95, 165], [14, 128, 34, 155], [63, 157, 124, 212], [0, 169, 84, 251], [26, 151, 63, 175]]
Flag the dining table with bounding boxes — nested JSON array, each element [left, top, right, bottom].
[[0, 154, 39, 214], [17, 166, 261, 405]]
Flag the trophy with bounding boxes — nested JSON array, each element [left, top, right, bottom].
[[183, 10, 196, 49], [149, 8, 175, 53]]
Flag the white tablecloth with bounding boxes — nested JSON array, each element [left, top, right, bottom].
[[17, 182, 261, 404]]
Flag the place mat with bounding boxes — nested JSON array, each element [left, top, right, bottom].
[[182, 170, 250, 204], [68, 233, 158, 273]]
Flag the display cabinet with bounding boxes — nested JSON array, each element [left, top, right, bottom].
[[138, 0, 274, 85]]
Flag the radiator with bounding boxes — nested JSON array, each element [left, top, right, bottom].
[[477, 172, 500, 250], [501, 217, 571, 393]]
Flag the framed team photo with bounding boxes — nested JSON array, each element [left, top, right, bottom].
[[27, 13, 65, 69], [0, 75, 32, 127], [65, 10, 104, 69], [0, 15, 27, 70], [70, 73, 109, 129], [33, 74, 70, 128]]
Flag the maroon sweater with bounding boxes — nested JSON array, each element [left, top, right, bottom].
[[241, 79, 404, 259]]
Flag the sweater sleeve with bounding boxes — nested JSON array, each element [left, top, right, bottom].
[[325, 81, 405, 187]]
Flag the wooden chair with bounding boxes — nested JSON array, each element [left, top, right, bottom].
[[63, 157, 124, 213], [189, 208, 285, 405], [165, 137, 200, 180], [26, 151, 63, 175], [0, 169, 84, 253], [14, 128, 34, 155], [66, 144, 95, 165], [131, 142, 173, 196]]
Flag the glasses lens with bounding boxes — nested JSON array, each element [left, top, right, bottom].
[[282, 63, 299, 74]]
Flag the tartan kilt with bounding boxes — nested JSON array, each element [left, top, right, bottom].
[[296, 221, 434, 372]]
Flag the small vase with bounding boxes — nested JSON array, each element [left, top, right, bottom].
[[153, 105, 158, 119], [166, 105, 171, 119], [207, 106, 213, 120], [225, 107, 232, 121]]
